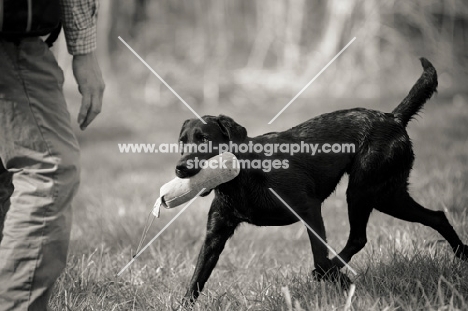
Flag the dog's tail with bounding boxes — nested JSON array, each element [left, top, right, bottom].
[[392, 58, 438, 127]]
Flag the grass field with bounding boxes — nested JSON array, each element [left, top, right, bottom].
[[49, 91, 468, 310]]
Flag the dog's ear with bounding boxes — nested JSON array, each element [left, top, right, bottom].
[[179, 119, 191, 138], [216, 115, 247, 142]]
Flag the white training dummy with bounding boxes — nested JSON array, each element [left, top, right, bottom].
[[152, 152, 240, 217]]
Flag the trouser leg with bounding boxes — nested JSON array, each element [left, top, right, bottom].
[[0, 38, 80, 311]]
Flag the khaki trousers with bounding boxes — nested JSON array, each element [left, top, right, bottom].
[[0, 37, 80, 311]]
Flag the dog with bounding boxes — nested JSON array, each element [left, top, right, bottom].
[[174, 58, 468, 306]]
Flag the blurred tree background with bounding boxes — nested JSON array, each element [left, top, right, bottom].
[[58, 0, 468, 109]]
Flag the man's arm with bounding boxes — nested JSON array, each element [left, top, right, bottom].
[[59, 0, 105, 130]]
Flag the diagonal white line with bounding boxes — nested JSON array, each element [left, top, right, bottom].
[[117, 188, 207, 276], [118, 36, 206, 124], [268, 37, 356, 124], [268, 188, 357, 275]]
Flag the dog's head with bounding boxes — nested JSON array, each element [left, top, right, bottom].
[[175, 115, 247, 179]]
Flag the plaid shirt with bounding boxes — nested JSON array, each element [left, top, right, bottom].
[[59, 0, 98, 55]]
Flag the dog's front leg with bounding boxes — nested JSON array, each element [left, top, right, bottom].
[[181, 204, 239, 307]]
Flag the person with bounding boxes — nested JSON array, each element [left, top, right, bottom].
[[0, 0, 105, 310]]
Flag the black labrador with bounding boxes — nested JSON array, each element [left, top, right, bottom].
[[175, 58, 468, 306]]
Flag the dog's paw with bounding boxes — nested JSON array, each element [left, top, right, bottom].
[[312, 266, 352, 291], [454, 244, 468, 261], [177, 296, 195, 310], [175, 298, 194, 311]]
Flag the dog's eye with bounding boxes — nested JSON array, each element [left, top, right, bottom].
[[196, 133, 209, 143]]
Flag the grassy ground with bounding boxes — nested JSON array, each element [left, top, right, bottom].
[[50, 90, 468, 310]]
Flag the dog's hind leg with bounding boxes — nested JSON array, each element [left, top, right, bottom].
[[182, 203, 239, 306], [376, 192, 468, 261], [330, 191, 373, 269]]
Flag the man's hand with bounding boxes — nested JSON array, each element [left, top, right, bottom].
[[72, 51, 105, 130]]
